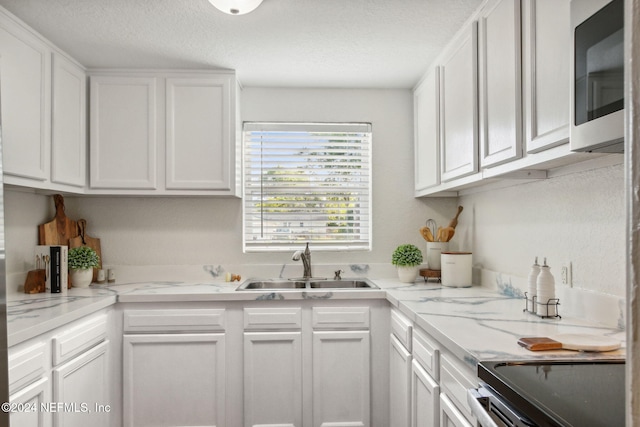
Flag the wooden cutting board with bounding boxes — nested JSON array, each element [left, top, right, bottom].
[[69, 219, 102, 282], [518, 334, 621, 352], [38, 194, 79, 246]]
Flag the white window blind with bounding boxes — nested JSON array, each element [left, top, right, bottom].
[[243, 122, 372, 252]]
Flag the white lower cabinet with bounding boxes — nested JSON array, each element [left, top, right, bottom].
[[122, 308, 227, 427], [410, 327, 441, 427], [52, 340, 109, 427], [389, 308, 414, 427], [123, 333, 226, 427], [7, 311, 111, 427], [411, 360, 439, 427], [243, 331, 303, 427], [390, 334, 412, 427], [243, 305, 373, 427], [439, 355, 476, 426], [440, 394, 472, 427], [312, 330, 370, 427], [9, 377, 50, 427]]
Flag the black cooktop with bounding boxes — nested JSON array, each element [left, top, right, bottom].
[[478, 360, 625, 427]]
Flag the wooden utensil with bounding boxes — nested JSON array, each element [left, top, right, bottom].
[[440, 226, 455, 242], [38, 194, 79, 246], [70, 219, 103, 282], [420, 226, 434, 242], [448, 206, 464, 229]]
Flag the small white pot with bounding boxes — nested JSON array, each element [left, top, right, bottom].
[[397, 266, 419, 283], [70, 268, 93, 288]]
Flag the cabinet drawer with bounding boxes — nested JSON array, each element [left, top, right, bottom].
[[412, 327, 440, 380], [440, 354, 476, 423], [312, 306, 370, 329], [390, 309, 412, 350], [244, 307, 302, 330], [52, 314, 107, 366], [8, 342, 48, 395], [124, 309, 225, 332]]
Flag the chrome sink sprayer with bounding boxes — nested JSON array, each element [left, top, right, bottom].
[[292, 242, 312, 279]]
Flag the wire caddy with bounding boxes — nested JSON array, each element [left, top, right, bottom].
[[524, 292, 561, 319]]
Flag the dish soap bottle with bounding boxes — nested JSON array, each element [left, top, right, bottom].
[[526, 257, 540, 312], [536, 258, 556, 317]]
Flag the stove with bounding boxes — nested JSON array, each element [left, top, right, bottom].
[[470, 360, 625, 427]]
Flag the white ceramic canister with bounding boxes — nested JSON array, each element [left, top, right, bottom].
[[440, 252, 473, 287], [426, 241, 449, 270]]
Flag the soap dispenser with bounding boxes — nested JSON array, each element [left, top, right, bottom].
[[526, 257, 540, 312], [536, 258, 556, 317]]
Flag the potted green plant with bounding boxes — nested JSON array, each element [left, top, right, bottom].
[[68, 246, 100, 288], [391, 244, 423, 283]]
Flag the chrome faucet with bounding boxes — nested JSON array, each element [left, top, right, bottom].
[[292, 242, 312, 279]]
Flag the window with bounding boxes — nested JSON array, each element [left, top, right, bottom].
[[243, 122, 372, 252]]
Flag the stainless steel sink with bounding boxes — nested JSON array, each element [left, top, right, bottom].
[[236, 278, 378, 291], [237, 280, 306, 290], [309, 280, 375, 288]]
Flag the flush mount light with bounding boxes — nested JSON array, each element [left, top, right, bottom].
[[208, 0, 263, 15]]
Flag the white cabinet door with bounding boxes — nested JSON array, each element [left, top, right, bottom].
[[411, 360, 439, 427], [440, 22, 479, 182], [312, 330, 370, 427], [165, 76, 232, 191], [522, 0, 570, 153], [90, 75, 157, 189], [123, 333, 225, 427], [244, 332, 303, 427], [440, 394, 473, 427], [414, 67, 440, 193], [478, 0, 522, 168], [52, 340, 109, 427], [51, 53, 86, 188], [10, 377, 50, 427], [390, 334, 412, 427], [0, 13, 50, 181]]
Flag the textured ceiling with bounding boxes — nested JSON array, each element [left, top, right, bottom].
[[0, 0, 483, 89]]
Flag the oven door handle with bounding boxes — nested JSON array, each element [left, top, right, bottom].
[[467, 388, 500, 427]]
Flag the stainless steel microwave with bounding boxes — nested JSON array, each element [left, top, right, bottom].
[[570, 0, 624, 153]]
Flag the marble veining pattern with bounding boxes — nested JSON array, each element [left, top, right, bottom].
[[5, 277, 626, 365], [381, 280, 625, 367]]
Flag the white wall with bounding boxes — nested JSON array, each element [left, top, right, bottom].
[[457, 160, 625, 297], [4, 88, 457, 283]]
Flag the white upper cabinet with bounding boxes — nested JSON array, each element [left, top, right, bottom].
[[51, 54, 87, 188], [440, 22, 479, 182], [165, 76, 232, 191], [0, 7, 87, 193], [89, 71, 239, 196], [414, 0, 580, 196], [0, 12, 50, 182], [478, 0, 523, 168], [522, 0, 571, 153], [90, 75, 158, 190], [414, 67, 440, 194]]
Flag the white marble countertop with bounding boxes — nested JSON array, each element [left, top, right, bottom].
[[381, 279, 625, 364], [7, 278, 626, 365]]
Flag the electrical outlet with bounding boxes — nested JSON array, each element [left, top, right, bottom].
[[561, 263, 572, 286]]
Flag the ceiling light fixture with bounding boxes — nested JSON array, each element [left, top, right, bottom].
[[208, 0, 264, 15]]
